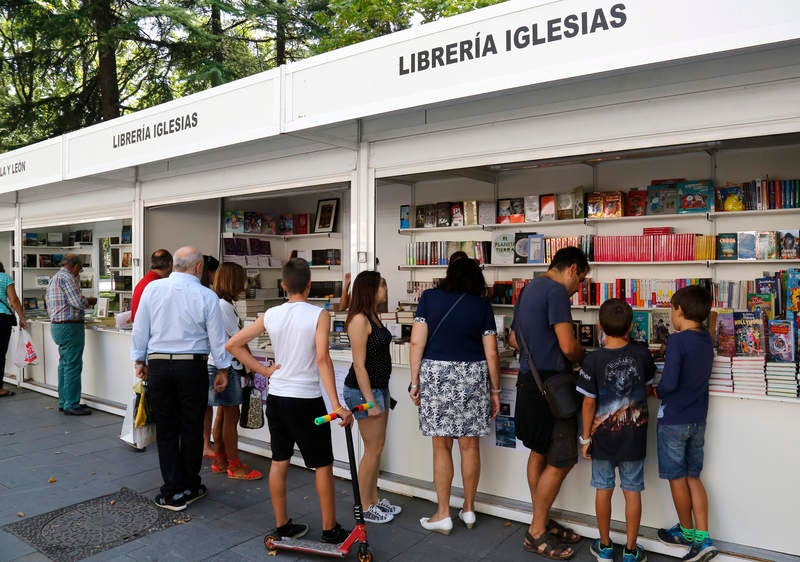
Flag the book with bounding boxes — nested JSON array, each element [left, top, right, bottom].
[[677, 180, 712, 213], [785, 269, 800, 312], [47, 232, 63, 246], [423, 204, 436, 228], [587, 192, 604, 218], [496, 199, 513, 224], [399, 205, 410, 229], [630, 310, 650, 344], [24, 232, 38, 246], [244, 211, 261, 233], [646, 185, 678, 215], [736, 231, 757, 260], [121, 252, 132, 267], [779, 230, 798, 259], [436, 202, 452, 227], [261, 213, 277, 234], [224, 210, 244, 233], [556, 192, 574, 220], [603, 191, 624, 217], [540, 194, 556, 221], [463, 201, 478, 225], [650, 308, 673, 345], [295, 213, 310, 235], [573, 186, 585, 219], [747, 293, 774, 321], [508, 198, 525, 223], [527, 234, 545, 264], [755, 231, 778, 260], [524, 195, 540, 222], [767, 319, 795, 362], [478, 201, 495, 225], [626, 189, 647, 216], [716, 233, 738, 260], [514, 232, 530, 264], [579, 323, 596, 347], [716, 185, 745, 212], [733, 310, 766, 356], [450, 202, 464, 227], [491, 233, 515, 265], [414, 206, 426, 228]]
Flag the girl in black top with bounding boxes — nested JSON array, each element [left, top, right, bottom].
[[342, 272, 401, 524]]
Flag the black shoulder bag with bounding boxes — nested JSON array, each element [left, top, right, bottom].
[[514, 296, 578, 420]]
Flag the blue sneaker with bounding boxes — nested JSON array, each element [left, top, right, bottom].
[[590, 539, 614, 561], [658, 523, 693, 546], [682, 538, 719, 562], [623, 545, 647, 562]]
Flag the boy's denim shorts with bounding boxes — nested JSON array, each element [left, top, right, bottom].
[[343, 385, 390, 420], [591, 459, 645, 492], [657, 422, 706, 480]]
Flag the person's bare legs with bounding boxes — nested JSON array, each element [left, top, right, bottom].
[[596, 489, 613, 545], [270, 459, 290, 527], [458, 437, 480, 513], [203, 405, 214, 457], [668, 477, 695, 530], [316, 464, 337, 530], [527, 451, 547, 505], [427, 437, 454, 521], [212, 406, 225, 459], [355, 413, 387, 508], [687, 477, 709, 532], [528, 464, 575, 557], [623, 490, 642, 550]]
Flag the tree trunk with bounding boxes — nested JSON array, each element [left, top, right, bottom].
[[86, 0, 120, 120], [275, 0, 286, 66]]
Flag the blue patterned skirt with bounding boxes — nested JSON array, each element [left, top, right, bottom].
[[418, 359, 490, 437]]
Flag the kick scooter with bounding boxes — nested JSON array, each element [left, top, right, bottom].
[[265, 402, 375, 561]]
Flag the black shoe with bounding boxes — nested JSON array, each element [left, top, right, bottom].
[[320, 523, 350, 544], [154, 492, 187, 511], [58, 407, 63, 412], [273, 519, 309, 539], [182, 484, 207, 505], [63, 407, 91, 416]]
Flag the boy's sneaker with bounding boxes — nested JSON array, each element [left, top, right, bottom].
[[182, 484, 207, 505], [363, 504, 393, 523], [154, 492, 187, 512], [273, 519, 309, 539], [320, 523, 350, 544], [623, 545, 648, 562], [590, 539, 615, 561], [682, 538, 719, 562], [658, 523, 693, 546], [376, 498, 402, 515]]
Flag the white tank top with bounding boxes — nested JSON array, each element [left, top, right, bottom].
[[263, 301, 323, 399]]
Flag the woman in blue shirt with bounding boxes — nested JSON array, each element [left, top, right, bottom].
[[0, 262, 26, 397], [409, 256, 501, 534]]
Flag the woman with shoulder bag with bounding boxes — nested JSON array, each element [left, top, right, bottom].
[[207, 262, 262, 480], [409, 256, 501, 534], [0, 261, 26, 397]]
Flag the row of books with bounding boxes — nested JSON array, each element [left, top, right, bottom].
[[223, 238, 272, 256], [24, 230, 94, 246], [224, 210, 312, 235], [709, 356, 798, 398], [404, 241, 492, 265]]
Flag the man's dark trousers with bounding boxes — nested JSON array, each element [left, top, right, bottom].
[[148, 357, 208, 497]]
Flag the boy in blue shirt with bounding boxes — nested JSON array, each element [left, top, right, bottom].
[[654, 285, 718, 562], [578, 299, 655, 562]]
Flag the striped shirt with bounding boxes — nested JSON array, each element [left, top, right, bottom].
[[46, 268, 88, 322]]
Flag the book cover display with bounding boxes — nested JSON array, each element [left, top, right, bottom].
[[779, 230, 798, 259], [539, 195, 556, 221], [478, 201, 495, 225], [625, 190, 647, 216], [736, 231, 756, 260], [755, 231, 778, 260], [586, 192, 604, 218], [513, 233, 530, 264], [491, 233, 515, 265], [573, 186, 585, 219], [677, 180, 712, 213], [527, 234, 545, 264], [646, 185, 678, 215], [767, 319, 795, 362], [224, 210, 244, 233], [650, 308, 673, 345], [399, 205, 410, 229], [747, 293, 774, 321], [556, 192, 574, 220], [463, 201, 478, 225], [716, 233, 738, 260], [524, 195, 539, 222], [435, 202, 452, 227], [733, 311, 766, 356], [496, 199, 513, 224], [450, 202, 464, 227], [630, 310, 650, 344], [603, 191, 624, 217]]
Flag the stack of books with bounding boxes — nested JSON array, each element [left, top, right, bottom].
[[765, 363, 799, 398], [234, 299, 268, 319], [731, 356, 766, 396], [709, 355, 733, 393]]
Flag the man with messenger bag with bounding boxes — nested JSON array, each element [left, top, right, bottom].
[[510, 246, 590, 560]]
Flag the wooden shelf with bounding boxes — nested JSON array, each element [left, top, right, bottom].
[[398, 225, 486, 235], [485, 218, 587, 230]]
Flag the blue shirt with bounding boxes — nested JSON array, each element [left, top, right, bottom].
[[414, 288, 496, 362], [0, 272, 14, 315], [130, 272, 231, 368], [656, 329, 713, 425], [512, 277, 573, 373]]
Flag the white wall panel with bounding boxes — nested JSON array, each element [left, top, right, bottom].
[[18, 187, 134, 228], [145, 199, 221, 260]]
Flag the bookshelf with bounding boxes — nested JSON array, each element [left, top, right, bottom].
[[22, 231, 95, 310]]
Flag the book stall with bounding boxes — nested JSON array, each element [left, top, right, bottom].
[[0, 1, 799, 559]]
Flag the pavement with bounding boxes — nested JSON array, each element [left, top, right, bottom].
[[0, 388, 682, 561]]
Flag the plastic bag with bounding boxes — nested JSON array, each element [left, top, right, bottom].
[[13, 328, 39, 368], [133, 381, 152, 428], [120, 388, 156, 449]]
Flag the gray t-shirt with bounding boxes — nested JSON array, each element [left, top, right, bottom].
[[512, 277, 573, 373]]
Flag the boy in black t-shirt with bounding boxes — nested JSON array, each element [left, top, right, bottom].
[[577, 299, 655, 562]]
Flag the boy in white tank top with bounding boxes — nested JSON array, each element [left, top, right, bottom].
[[226, 259, 354, 543]]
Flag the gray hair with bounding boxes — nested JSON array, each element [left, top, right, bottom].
[[61, 254, 82, 267], [172, 246, 203, 272]]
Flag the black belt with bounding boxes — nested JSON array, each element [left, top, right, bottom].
[[53, 320, 84, 324], [147, 353, 208, 361]]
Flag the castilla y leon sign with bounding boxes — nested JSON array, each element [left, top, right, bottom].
[[0, 138, 62, 195]]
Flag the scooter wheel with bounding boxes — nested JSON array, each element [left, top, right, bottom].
[[357, 545, 373, 562], [264, 535, 279, 550]]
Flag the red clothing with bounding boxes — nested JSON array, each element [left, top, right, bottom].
[[130, 270, 162, 322]]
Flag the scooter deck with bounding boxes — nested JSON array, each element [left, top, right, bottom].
[[267, 536, 347, 557]]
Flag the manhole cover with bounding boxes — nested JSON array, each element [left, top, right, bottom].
[[3, 487, 187, 561]]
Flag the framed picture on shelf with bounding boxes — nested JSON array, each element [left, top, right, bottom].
[[35, 275, 50, 287], [314, 198, 339, 233], [96, 297, 109, 318]]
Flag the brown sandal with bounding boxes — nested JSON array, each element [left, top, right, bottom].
[[523, 531, 575, 560], [547, 519, 581, 544]]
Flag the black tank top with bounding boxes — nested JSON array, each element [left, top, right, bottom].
[[344, 316, 392, 390]]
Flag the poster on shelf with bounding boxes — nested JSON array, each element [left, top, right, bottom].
[[489, 388, 523, 450]]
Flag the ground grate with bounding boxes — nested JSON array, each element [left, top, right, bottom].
[[2, 487, 188, 561]]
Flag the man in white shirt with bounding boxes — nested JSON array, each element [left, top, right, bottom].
[[131, 246, 231, 512]]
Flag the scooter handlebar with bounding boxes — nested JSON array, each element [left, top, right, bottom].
[[314, 402, 373, 425]]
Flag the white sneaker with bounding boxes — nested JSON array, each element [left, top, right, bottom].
[[363, 504, 394, 524], [458, 509, 476, 529], [376, 497, 402, 515]]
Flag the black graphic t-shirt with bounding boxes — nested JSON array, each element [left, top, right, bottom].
[[577, 342, 656, 461]]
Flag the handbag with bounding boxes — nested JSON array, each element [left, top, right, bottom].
[[239, 374, 264, 429], [514, 291, 578, 420]]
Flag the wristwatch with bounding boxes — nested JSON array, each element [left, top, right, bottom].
[[578, 435, 592, 445]]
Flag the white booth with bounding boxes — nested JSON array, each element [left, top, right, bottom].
[[0, 1, 799, 559]]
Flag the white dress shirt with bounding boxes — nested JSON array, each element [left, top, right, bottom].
[[130, 272, 231, 368]]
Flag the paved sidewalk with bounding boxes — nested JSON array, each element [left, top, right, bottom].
[[0, 389, 679, 561]]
